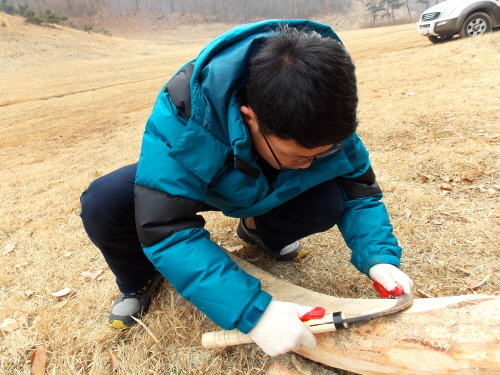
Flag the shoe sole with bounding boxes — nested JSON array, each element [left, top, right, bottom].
[[110, 319, 132, 329]]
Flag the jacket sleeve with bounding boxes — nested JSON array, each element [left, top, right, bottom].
[[134, 184, 271, 333], [336, 138, 402, 275]]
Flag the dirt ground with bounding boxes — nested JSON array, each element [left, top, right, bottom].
[[0, 12, 499, 375]]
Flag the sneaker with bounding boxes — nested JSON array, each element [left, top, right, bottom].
[[236, 219, 307, 261], [109, 272, 164, 329]]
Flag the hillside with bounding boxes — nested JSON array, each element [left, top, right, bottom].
[[3, 0, 426, 36], [0, 12, 499, 375]]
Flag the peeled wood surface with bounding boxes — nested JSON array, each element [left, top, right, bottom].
[[229, 254, 500, 375]]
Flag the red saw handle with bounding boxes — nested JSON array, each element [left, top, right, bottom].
[[300, 307, 326, 322], [373, 281, 404, 299]]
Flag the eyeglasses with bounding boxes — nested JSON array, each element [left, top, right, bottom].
[[259, 127, 343, 170]]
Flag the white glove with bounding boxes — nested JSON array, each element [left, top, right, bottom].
[[369, 263, 413, 295], [248, 300, 317, 356]]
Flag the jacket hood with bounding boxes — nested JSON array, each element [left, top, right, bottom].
[[188, 20, 342, 151]]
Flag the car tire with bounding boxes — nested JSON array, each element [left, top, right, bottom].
[[459, 12, 492, 38], [428, 35, 453, 44]]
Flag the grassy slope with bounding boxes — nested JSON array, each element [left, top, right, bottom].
[[0, 12, 498, 375]]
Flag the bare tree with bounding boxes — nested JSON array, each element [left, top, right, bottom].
[[404, 0, 411, 17], [416, 0, 430, 9]]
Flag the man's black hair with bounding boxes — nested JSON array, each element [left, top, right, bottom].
[[246, 25, 358, 148]]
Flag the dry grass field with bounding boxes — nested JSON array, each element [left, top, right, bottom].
[[1, 12, 499, 375]]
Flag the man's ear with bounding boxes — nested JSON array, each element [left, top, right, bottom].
[[240, 105, 255, 122]]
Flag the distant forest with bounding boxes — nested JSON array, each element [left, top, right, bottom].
[[5, 0, 437, 22], [6, 0, 351, 20]]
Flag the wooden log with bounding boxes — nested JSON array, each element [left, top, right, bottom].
[[216, 254, 500, 375]]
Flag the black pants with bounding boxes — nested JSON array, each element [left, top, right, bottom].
[[80, 164, 344, 293]]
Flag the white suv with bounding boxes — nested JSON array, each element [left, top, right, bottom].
[[417, 0, 500, 43]]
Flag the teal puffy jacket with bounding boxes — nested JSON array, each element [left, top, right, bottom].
[[135, 20, 402, 333]]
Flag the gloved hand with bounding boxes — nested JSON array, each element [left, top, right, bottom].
[[369, 263, 413, 297], [248, 300, 317, 356]]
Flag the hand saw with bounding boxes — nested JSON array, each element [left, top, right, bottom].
[[202, 293, 413, 348]]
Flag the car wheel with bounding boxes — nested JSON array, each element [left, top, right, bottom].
[[459, 12, 492, 38], [427, 35, 453, 44]]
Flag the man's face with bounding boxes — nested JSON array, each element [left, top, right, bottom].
[[240, 106, 334, 170]]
